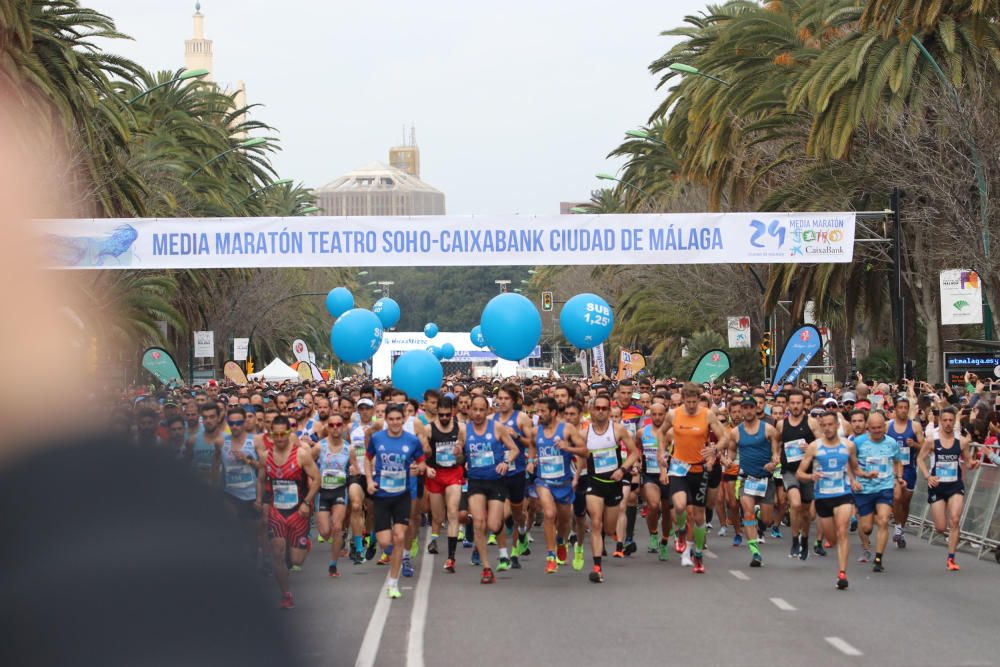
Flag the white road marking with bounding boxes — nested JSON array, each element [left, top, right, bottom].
[[769, 597, 796, 611], [703, 549, 719, 559], [729, 569, 750, 580], [353, 573, 392, 667], [406, 531, 435, 667], [825, 637, 863, 656]]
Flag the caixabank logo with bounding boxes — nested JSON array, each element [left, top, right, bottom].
[[747, 217, 848, 259]]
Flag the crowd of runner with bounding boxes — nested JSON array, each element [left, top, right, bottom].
[[114, 371, 1000, 607]]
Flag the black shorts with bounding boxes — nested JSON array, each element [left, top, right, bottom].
[[349, 474, 372, 499], [459, 489, 469, 512], [373, 493, 412, 532], [585, 478, 623, 506], [928, 481, 965, 505], [641, 472, 670, 496], [814, 494, 853, 518], [573, 476, 588, 517], [502, 472, 527, 504], [668, 470, 708, 508], [722, 473, 739, 483], [226, 495, 259, 521], [707, 464, 722, 489], [318, 487, 347, 512], [467, 478, 508, 503]]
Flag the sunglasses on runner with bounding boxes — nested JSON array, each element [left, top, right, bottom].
[[328, 420, 345, 427], [592, 405, 610, 411], [227, 419, 245, 427]]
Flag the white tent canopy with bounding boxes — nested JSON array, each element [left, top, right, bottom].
[[248, 358, 299, 382]]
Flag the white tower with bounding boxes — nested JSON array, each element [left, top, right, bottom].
[[184, 2, 213, 79]]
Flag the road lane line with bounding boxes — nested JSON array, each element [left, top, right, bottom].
[[353, 573, 392, 667], [729, 569, 750, 580], [769, 597, 796, 611], [703, 549, 718, 559], [825, 637, 863, 656], [407, 531, 435, 667]]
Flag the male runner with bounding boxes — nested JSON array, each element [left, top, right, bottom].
[[348, 398, 377, 563], [493, 383, 535, 570], [659, 383, 729, 573], [185, 402, 225, 483], [639, 403, 673, 561], [316, 414, 352, 577], [889, 395, 924, 548], [563, 400, 589, 571], [917, 406, 979, 570], [417, 395, 466, 573], [220, 407, 261, 559], [366, 404, 426, 599], [852, 411, 902, 572], [777, 389, 820, 559], [797, 412, 863, 590]]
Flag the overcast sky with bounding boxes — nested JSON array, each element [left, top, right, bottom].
[[86, 1, 705, 215]]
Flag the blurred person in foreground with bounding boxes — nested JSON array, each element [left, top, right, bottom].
[[0, 92, 299, 666]]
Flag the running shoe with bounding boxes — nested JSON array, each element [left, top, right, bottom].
[[290, 565, 302, 572], [836, 572, 849, 590], [556, 543, 568, 564], [589, 565, 604, 583], [410, 538, 419, 559], [572, 544, 585, 571], [897, 535, 907, 549], [813, 540, 827, 557], [770, 526, 782, 539], [750, 551, 762, 568], [681, 549, 694, 568], [511, 539, 523, 558], [427, 539, 439, 555], [872, 559, 884, 573], [377, 552, 390, 566], [858, 549, 871, 563], [518, 534, 530, 553], [351, 550, 364, 565], [510, 556, 521, 570], [849, 516, 858, 533], [691, 554, 705, 574], [789, 536, 800, 558], [757, 534, 766, 545], [444, 558, 456, 573], [481, 567, 495, 584], [647, 535, 658, 553], [387, 586, 401, 599], [401, 559, 414, 577], [280, 592, 294, 610], [317, 534, 326, 543], [545, 557, 558, 574], [624, 539, 637, 556], [520, 543, 532, 557], [497, 556, 511, 572], [365, 541, 377, 562], [613, 546, 625, 558], [462, 537, 474, 549], [488, 533, 497, 546], [640, 506, 649, 518], [732, 534, 743, 547], [706, 521, 713, 530], [471, 549, 481, 566], [799, 543, 809, 561], [457, 527, 465, 542], [718, 526, 728, 537], [946, 557, 960, 571], [658, 542, 670, 562], [675, 532, 687, 554], [328, 563, 339, 577]]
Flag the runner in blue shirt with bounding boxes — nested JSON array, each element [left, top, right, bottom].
[[852, 411, 903, 572]]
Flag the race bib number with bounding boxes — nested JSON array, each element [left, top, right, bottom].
[[321, 467, 347, 490], [936, 460, 959, 483], [379, 468, 406, 494], [897, 441, 911, 466], [435, 441, 457, 467], [744, 475, 768, 497], [784, 439, 805, 463], [225, 464, 255, 489], [866, 456, 891, 479], [592, 447, 618, 474], [540, 454, 566, 480], [354, 444, 366, 461], [668, 458, 691, 477], [272, 480, 299, 510], [470, 447, 495, 469], [643, 446, 660, 473], [817, 471, 845, 496]]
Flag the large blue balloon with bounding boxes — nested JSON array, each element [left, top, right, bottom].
[[470, 325, 486, 348], [392, 350, 443, 399], [560, 293, 614, 349], [325, 287, 355, 319], [330, 308, 383, 363], [440, 342, 456, 359], [424, 322, 439, 339], [480, 293, 541, 361], [372, 297, 400, 328], [428, 345, 443, 359]]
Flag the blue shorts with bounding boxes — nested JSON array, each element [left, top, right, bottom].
[[853, 488, 894, 517], [534, 479, 575, 505], [902, 465, 917, 491]]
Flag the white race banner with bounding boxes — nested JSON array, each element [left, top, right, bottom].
[[194, 330, 214, 358], [41, 213, 856, 269], [940, 269, 983, 325], [727, 316, 751, 348], [292, 339, 310, 362], [233, 337, 249, 361], [592, 344, 606, 375]]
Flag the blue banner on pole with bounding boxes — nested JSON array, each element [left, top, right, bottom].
[[771, 325, 822, 389]]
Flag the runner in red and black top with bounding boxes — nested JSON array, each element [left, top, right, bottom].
[[255, 414, 320, 610]]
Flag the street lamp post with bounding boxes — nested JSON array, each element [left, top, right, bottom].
[[236, 178, 294, 206], [128, 68, 209, 104], [187, 137, 267, 179], [376, 281, 395, 297], [596, 172, 652, 198], [495, 279, 511, 293]]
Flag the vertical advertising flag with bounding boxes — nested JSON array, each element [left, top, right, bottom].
[[223, 360, 248, 385], [940, 269, 983, 325], [690, 349, 731, 384], [616, 349, 633, 380], [193, 331, 214, 358], [727, 316, 751, 348], [592, 344, 606, 375], [233, 337, 249, 361], [292, 339, 311, 362], [141, 347, 183, 385], [771, 325, 823, 388]]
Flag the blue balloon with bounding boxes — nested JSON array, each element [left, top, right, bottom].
[[428, 345, 443, 359], [480, 293, 541, 361], [392, 349, 443, 399], [325, 287, 355, 319], [470, 325, 486, 348], [372, 297, 400, 328], [424, 322, 439, 339], [440, 342, 455, 359], [330, 308, 383, 363], [559, 293, 614, 349]]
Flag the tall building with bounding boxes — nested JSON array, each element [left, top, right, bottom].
[[389, 126, 420, 177], [315, 161, 445, 216], [183, 3, 247, 137]]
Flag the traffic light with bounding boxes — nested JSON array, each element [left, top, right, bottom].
[[760, 350, 768, 367], [760, 332, 772, 356], [542, 291, 553, 311], [246, 357, 254, 374]]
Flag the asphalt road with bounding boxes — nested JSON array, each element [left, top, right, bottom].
[[278, 522, 999, 667]]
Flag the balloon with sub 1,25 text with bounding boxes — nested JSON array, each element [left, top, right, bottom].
[[559, 293, 614, 349], [424, 322, 439, 339], [372, 297, 400, 328], [440, 343, 455, 359], [392, 349, 444, 399], [330, 308, 383, 364], [470, 325, 486, 348], [480, 293, 541, 361], [325, 287, 355, 319]]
